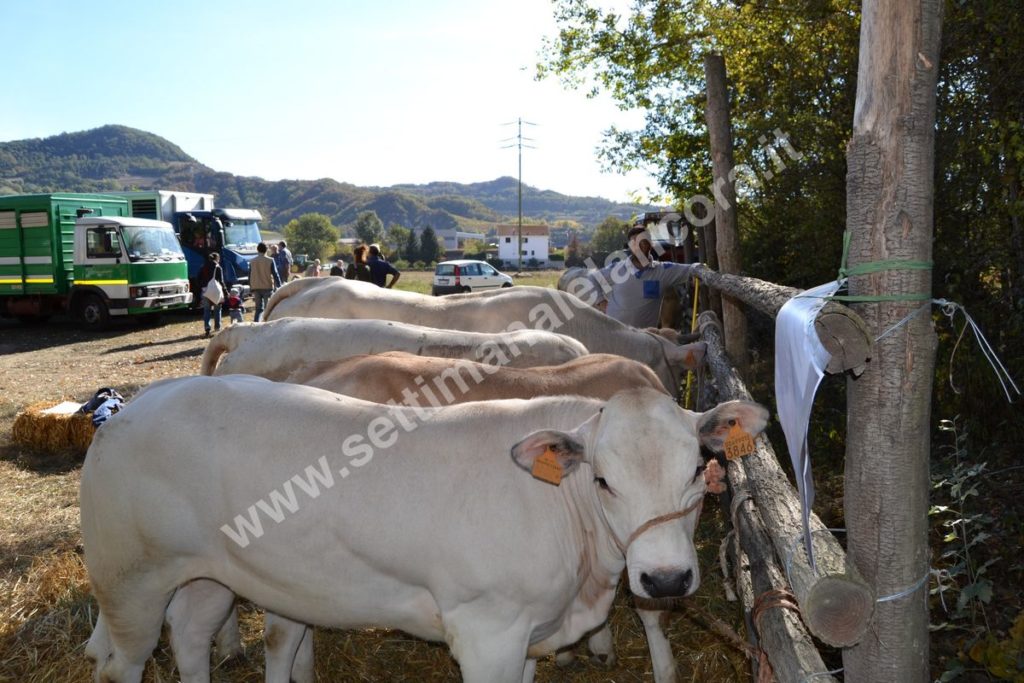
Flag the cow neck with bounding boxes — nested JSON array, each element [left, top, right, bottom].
[[561, 464, 624, 603], [641, 329, 681, 401]]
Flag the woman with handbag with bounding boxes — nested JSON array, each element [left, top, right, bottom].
[[199, 252, 227, 338]]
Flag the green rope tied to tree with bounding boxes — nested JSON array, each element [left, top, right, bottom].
[[832, 230, 933, 302]]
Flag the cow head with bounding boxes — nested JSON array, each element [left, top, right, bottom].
[[645, 335, 707, 394], [511, 390, 767, 600]]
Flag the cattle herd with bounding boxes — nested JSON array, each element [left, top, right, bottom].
[[79, 277, 768, 683]]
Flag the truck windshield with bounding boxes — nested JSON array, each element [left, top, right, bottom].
[[122, 225, 186, 262], [223, 220, 262, 252]]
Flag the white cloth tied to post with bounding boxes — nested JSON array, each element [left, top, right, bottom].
[[775, 280, 841, 569]]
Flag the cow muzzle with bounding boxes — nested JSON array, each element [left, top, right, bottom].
[[640, 568, 693, 598]]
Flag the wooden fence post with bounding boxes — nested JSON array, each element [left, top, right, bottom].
[[843, 0, 943, 679], [703, 53, 749, 376]]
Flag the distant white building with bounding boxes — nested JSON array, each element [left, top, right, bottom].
[[436, 228, 487, 251], [496, 224, 549, 267]]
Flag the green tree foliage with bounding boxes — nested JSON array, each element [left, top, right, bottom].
[[461, 238, 487, 258], [386, 224, 412, 259], [353, 210, 385, 245], [540, 0, 859, 287], [565, 230, 590, 267], [591, 216, 629, 255], [418, 226, 443, 264], [282, 213, 339, 261], [403, 229, 420, 264]]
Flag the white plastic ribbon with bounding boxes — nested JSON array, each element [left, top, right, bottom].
[[775, 280, 841, 569]]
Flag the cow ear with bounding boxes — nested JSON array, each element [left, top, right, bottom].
[[697, 400, 769, 454], [510, 429, 585, 478], [666, 341, 707, 371]]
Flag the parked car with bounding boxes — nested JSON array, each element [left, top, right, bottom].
[[432, 260, 514, 295]]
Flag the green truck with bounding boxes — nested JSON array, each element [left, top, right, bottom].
[[0, 193, 192, 328]]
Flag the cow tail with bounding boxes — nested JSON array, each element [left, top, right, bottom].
[[200, 326, 244, 375]]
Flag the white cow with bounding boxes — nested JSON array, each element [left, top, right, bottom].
[[82, 376, 767, 683], [199, 317, 589, 379], [261, 277, 704, 395], [158, 353, 665, 680]]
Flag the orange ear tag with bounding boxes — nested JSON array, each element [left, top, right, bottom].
[[684, 350, 696, 368], [531, 447, 564, 485], [723, 423, 756, 461]]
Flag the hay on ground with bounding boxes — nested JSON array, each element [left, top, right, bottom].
[[11, 401, 95, 456]]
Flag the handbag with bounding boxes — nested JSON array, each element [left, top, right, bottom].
[[202, 276, 224, 305]]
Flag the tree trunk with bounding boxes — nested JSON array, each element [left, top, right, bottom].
[[703, 53, 749, 376], [698, 223, 722, 319], [843, 1, 943, 680]]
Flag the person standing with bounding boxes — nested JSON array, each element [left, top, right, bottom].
[[304, 259, 322, 278], [275, 240, 294, 282], [590, 226, 699, 329], [199, 252, 227, 338], [249, 242, 282, 322], [345, 245, 374, 282], [367, 244, 400, 288]]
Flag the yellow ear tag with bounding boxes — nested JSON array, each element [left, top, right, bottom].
[[723, 423, 756, 460], [531, 447, 563, 485]]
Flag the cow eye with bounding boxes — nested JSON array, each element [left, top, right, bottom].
[[595, 476, 612, 492], [693, 464, 706, 482]]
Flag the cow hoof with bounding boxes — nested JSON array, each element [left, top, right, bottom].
[[554, 650, 582, 669], [591, 651, 618, 667]]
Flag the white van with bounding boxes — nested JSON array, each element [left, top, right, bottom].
[[432, 260, 514, 295]]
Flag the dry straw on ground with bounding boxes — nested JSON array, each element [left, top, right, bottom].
[[11, 401, 95, 457]]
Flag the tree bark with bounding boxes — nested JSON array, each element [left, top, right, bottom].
[[691, 264, 873, 375], [703, 53, 749, 377], [698, 223, 722, 318], [843, 1, 943, 680]]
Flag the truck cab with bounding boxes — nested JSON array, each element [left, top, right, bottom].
[[173, 208, 263, 296], [71, 216, 192, 327]]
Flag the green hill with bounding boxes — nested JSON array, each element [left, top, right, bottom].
[[0, 125, 656, 233]]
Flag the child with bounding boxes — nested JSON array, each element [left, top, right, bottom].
[[226, 286, 244, 324]]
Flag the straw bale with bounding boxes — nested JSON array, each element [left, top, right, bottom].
[[11, 401, 96, 456]]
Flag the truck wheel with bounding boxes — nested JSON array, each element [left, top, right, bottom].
[[76, 294, 110, 330]]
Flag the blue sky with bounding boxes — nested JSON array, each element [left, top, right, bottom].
[[0, 0, 654, 203]]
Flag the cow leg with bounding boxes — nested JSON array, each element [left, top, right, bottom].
[[291, 623, 315, 683], [94, 578, 172, 683], [447, 618, 530, 683], [637, 608, 677, 683], [522, 658, 537, 683], [264, 612, 312, 683], [85, 610, 112, 683], [214, 603, 243, 661], [165, 579, 237, 683], [586, 623, 617, 666]]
